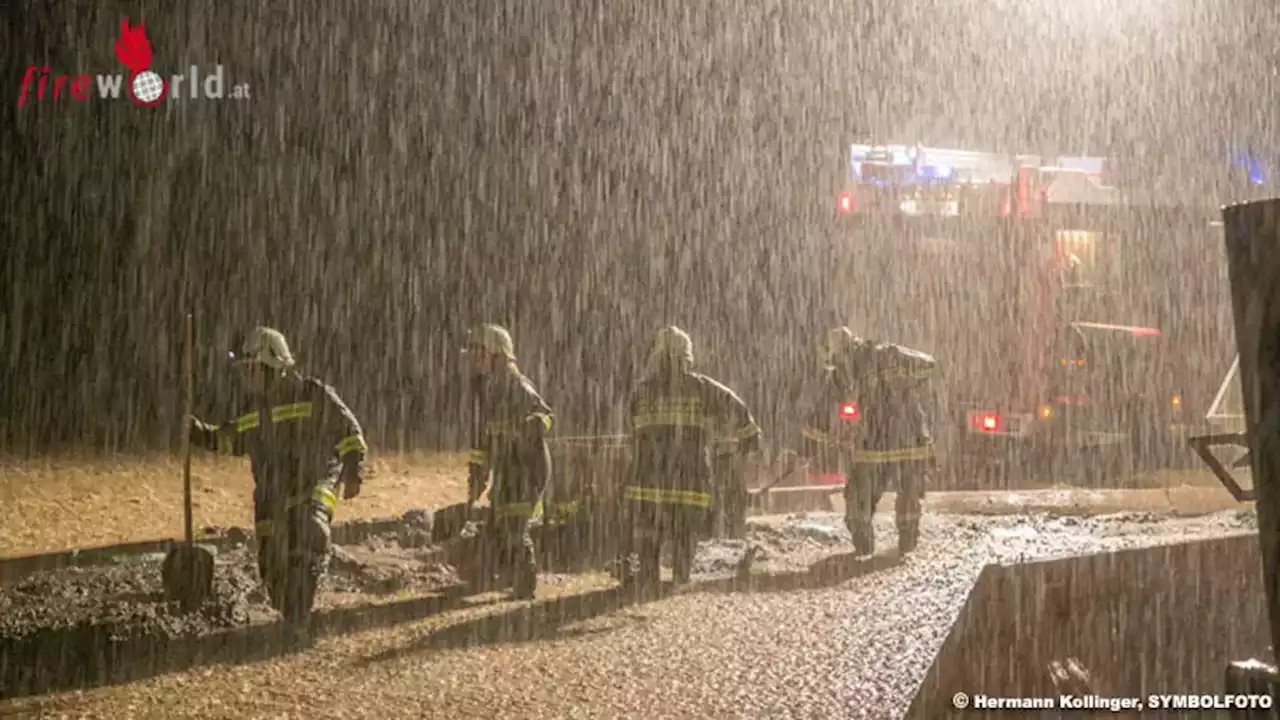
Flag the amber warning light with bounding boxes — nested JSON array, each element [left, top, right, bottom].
[[837, 192, 854, 214]]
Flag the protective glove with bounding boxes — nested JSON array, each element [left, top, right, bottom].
[[342, 478, 362, 500], [186, 415, 219, 451], [738, 432, 761, 456]]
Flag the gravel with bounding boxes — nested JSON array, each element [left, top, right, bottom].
[[1, 508, 1256, 719]]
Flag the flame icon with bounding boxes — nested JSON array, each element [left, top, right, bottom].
[[114, 17, 166, 107], [114, 18, 152, 72]]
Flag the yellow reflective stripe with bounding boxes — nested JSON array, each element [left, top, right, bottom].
[[234, 403, 315, 432], [549, 501, 580, 518], [336, 434, 367, 457], [735, 422, 762, 440], [713, 438, 739, 452], [802, 427, 833, 443], [527, 412, 553, 432], [312, 486, 338, 512], [625, 486, 712, 508], [855, 444, 935, 464], [271, 402, 314, 423], [633, 414, 708, 430], [496, 501, 536, 518], [882, 368, 934, 378], [216, 434, 234, 455], [255, 520, 273, 537], [881, 367, 936, 382], [468, 449, 488, 466], [633, 397, 707, 430], [485, 420, 520, 436], [543, 501, 581, 526]]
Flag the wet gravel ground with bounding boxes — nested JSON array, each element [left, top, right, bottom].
[[5, 508, 1257, 719]]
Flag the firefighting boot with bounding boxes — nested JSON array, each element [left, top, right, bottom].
[[847, 515, 876, 556], [897, 521, 919, 555], [510, 542, 538, 600], [627, 535, 663, 599], [895, 476, 924, 555], [671, 534, 695, 586]]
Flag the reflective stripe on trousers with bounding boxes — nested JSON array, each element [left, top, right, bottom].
[[625, 486, 711, 508], [256, 485, 338, 537], [855, 444, 934, 464]]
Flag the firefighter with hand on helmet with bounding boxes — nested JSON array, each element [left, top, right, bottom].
[[188, 326, 368, 621], [465, 323, 554, 600], [803, 326, 936, 556], [624, 326, 762, 591]]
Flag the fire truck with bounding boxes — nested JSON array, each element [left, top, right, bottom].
[[829, 144, 1231, 486]]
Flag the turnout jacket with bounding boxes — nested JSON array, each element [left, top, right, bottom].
[[192, 372, 368, 514], [467, 361, 554, 517], [628, 370, 762, 508], [803, 344, 937, 465]]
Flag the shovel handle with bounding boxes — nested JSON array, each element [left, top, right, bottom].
[[182, 313, 195, 546]]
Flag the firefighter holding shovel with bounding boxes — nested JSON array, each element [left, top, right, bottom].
[[464, 323, 555, 600], [189, 326, 368, 621]]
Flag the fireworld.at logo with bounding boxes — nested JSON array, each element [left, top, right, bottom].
[[17, 18, 250, 108]]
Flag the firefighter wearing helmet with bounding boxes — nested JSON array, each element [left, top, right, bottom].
[[802, 326, 936, 555], [464, 323, 554, 600], [189, 326, 368, 621], [624, 326, 762, 592]]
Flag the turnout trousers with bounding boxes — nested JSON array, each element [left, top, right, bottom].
[[485, 451, 549, 599], [253, 474, 339, 620], [626, 474, 712, 588], [843, 458, 928, 556]]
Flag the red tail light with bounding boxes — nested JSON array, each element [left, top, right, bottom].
[[968, 411, 1002, 433], [839, 402, 860, 421], [837, 192, 854, 213]]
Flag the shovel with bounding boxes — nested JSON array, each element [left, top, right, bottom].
[[162, 313, 215, 611], [747, 453, 804, 512]]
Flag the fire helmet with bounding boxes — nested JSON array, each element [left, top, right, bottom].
[[231, 326, 296, 371], [466, 323, 516, 360]]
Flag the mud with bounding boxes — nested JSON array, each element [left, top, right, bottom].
[[0, 555, 257, 641], [0, 522, 473, 699]]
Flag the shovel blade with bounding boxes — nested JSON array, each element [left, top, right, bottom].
[[432, 502, 476, 543], [161, 543, 215, 612]]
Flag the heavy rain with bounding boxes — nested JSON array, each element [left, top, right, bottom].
[[2, 0, 1280, 716]]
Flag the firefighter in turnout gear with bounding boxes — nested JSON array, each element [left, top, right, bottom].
[[465, 323, 554, 600], [189, 327, 368, 621], [803, 327, 936, 556], [626, 326, 762, 590]]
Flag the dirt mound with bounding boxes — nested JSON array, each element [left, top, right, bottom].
[[0, 555, 257, 641], [0, 524, 463, 648]]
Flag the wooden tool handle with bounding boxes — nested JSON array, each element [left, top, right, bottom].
[[182, 313, 195, 546]]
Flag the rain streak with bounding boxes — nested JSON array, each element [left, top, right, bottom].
[[2, 0, 1280, 718]]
